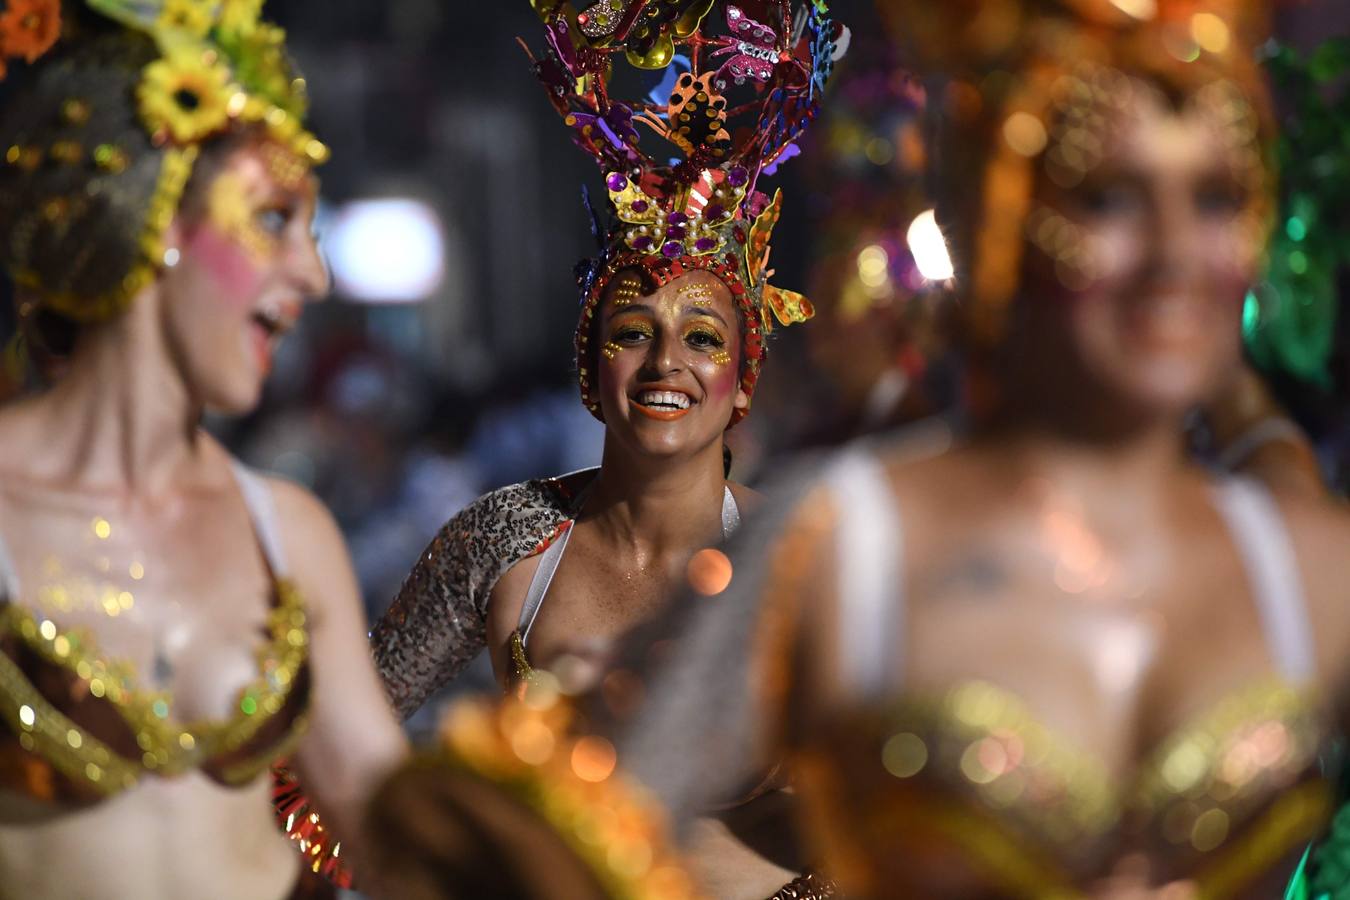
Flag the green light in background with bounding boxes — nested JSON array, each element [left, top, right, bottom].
[[1288, 251, 1308, 274], [1242, 290, 1259, 338], [1285, 216, 1307, 242]]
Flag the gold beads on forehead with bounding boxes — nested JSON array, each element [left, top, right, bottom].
[[678, 282, 715, 307], [259, 141, 310, 191], [611, 273, 643, 306], [1043, 67, 1141, 189]]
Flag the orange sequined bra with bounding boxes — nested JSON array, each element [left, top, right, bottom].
[[794, 452, 1343, 898], [0, 464, 310, 802]]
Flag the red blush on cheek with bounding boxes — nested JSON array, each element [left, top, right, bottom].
[[705, 351, 741, 402], [181, 223, 264, 305]]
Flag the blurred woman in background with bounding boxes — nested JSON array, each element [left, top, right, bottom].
[[0, 3, 404, 897]]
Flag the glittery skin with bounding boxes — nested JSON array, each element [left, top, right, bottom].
[[679, 282, 716, 307], [204, 169, 277, 265], [0, 474, 312, 803], [371, 471, 594, 719]]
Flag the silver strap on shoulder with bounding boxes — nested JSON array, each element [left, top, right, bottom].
[[0, 531, 19, 600], [826, 450, 903, 697], [1211, 478, 1315, 683], [229, 462, 290, 579], [517, 523, 574, 645], [721, 485, 740, 539]]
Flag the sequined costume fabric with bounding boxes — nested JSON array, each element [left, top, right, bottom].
[[0, 466, 311, 803], [570, 440, 1343, 899], [370, 470, 594, 717]]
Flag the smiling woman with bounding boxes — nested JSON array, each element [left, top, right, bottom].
[[0, 3, 405, 899], [355, 3, 846, 897], [593, 269, 749, 456]]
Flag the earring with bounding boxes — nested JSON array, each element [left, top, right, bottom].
[[162, 247, 180, 268]]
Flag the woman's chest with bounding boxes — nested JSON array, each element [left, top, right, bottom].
[[1, 502, 280, 724]]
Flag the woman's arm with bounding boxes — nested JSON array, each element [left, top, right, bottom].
[[370, 514, 487, 719], [269, 479, 408, 873], [371, 481, 569, 718]]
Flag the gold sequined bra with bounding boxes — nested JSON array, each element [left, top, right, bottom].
[[0, 464, 311, 803], [796, 453, 1340, 899]]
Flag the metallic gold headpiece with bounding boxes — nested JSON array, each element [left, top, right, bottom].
[[523, 0, 847, 425]]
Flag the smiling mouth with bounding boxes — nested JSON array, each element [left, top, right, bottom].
[[251, 305, 295, 340], [631, 389, 695, 420]]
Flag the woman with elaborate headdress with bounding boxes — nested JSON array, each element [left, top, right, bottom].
[[348, 1, 843, 895], [362, 1, 1350, 897], [0, 2, 405, 896]]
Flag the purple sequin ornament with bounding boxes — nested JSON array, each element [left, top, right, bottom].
[[705, 204, 726, 221], [667, 211, 688, 225], [666, 225, 687, 239], [630, 199, 649, 213], [661, 240, 683, 258], [694, 237, 717, 252], [606, 172, 628, 192], [727, 166, 749, 187], [633, 235, 654, 250]]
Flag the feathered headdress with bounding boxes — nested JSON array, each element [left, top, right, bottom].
[[523, 0, 847, 425]]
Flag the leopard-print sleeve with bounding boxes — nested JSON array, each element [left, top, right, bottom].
[[371, 475, 587, 718]]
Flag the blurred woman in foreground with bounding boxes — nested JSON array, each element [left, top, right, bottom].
[[366, 1, 1350, 898]]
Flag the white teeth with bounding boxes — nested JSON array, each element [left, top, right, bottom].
[[253, 306, 289, 337], [636, 390, 692, 410]]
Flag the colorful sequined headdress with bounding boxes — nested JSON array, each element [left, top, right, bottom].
[[877, 0, 1276, 345], [0, 0, 325, 324], [523, 0, 846, 425]]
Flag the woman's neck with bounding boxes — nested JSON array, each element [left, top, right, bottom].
[[976, 373, 1193, 507], [20, 290, 205, 494], [583, 437, 729, 557]]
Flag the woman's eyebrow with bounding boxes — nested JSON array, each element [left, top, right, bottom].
[[686, 306, 728, 326], [608, 302, 654, 320]]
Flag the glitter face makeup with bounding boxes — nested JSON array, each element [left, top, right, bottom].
[[1028, 68, 1266, 296], [1017, 70, 1264, 415], [205, 169, 279, 265], [678, 282, 716, 307], [595, 272, 749, 456], [611, 272, 643, 307]]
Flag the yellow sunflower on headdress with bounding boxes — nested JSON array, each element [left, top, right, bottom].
[[137, 40, 236, 144], [155, 0, 214, 38], [0, 0, 62, 65]]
